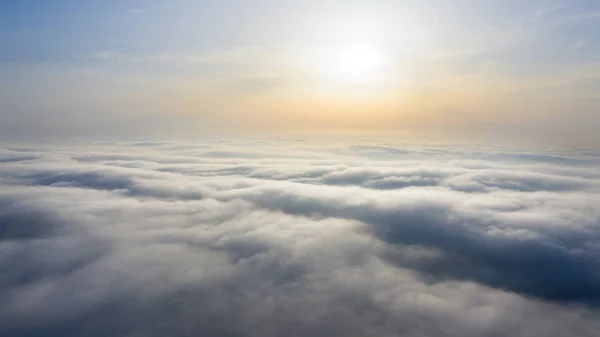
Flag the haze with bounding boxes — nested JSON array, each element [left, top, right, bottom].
[[1, 0, 599, 146]]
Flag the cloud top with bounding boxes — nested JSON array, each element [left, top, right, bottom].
[[1, 140, 599, 336]]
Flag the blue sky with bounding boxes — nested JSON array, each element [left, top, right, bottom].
[[1, 0, 599, 145]]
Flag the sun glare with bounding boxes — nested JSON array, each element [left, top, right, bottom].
[[318, 45, 385, 83]]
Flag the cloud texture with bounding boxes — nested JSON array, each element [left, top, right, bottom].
[[1, 139, 600, 336]]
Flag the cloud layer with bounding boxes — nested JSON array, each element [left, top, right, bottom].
[[1, 140, 599, 336]]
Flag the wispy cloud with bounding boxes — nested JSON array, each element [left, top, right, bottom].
[[534, 4, 568, 19], [90, 50, 117, 60], [561, 10, 600, 23]]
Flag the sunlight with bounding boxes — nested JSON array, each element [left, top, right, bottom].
[[317, 45, 386, 83]]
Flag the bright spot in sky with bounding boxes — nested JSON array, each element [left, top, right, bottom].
[[335, 46, 383, 75], [317, 45, 386, 83]]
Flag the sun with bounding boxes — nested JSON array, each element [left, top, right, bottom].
[[318, 45, 385, 83], [335, 46, 382, 74]]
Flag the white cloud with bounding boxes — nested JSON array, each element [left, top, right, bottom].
[[0, 139, 599, 336], [90, 50, 117, 60]]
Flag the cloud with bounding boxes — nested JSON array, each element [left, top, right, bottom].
[[90, 51, 117, 60], [0, 140, 600, 336]]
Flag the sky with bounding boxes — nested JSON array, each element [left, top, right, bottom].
[[1, 0, 599, 143]]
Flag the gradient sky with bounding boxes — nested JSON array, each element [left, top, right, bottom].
[[1, 0, 599, 145]]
